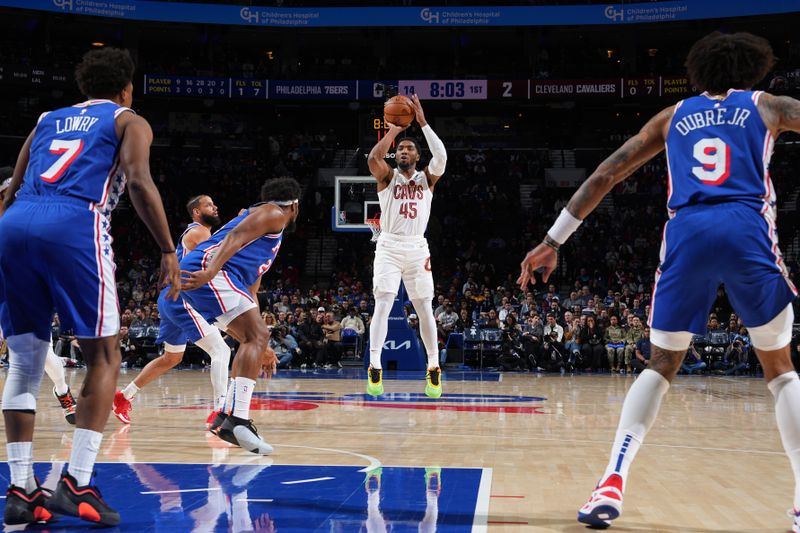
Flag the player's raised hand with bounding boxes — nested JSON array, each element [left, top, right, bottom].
[[410, 94, 427, 127], [180, 269, 214, 291], [159, 253, 182, 301], [517, 243, 558, 290], [385, 121, 409, 133]]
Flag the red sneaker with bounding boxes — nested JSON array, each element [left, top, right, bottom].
[[112, 391, 132, 424], [577, 473, 623, 528], [206, 409, 221, 431]]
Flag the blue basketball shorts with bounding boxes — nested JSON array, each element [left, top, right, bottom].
[[156, 286, 215, 346], [179, 252, 256, 328], [649, 202, 797, 334], [0, 198, 119, 341]]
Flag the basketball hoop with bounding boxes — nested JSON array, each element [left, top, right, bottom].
[[366, 217, 381, 242]]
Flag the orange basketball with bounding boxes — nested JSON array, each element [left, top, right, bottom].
[[384, 95, 415, 127]]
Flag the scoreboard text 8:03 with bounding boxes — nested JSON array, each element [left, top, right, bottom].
[[399, 80, 488, 100]]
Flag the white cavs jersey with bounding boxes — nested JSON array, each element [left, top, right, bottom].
[[372, 168, 434, 300], [377, 169, 433, 237]]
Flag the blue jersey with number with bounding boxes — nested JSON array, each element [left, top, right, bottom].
[[183, 204, 283, 288], [17, 99, 132, 216], [665, 90, 773, 215]]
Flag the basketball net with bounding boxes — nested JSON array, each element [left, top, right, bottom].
[[366, 217, 381, 242]]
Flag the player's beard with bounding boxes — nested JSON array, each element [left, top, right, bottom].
[[397, 159, 414, 172], [201, 213, 222, 227], [284, 218, 297, 233]]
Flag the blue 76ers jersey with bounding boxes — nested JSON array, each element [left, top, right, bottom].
[[176, 222, 202, 259], [665, 90, 774, 215], [17, 99, 132, 216], [189, 204, 283, 287]]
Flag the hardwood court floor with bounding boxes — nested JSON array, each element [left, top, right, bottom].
[[2, 368, 792, 532]]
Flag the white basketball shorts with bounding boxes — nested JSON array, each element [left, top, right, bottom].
[[372, 234, 433, 300]]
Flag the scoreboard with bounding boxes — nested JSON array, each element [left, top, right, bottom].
[[139, 75, 699, 101]]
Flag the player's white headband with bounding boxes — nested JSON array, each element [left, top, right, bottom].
[[0, 178, 11, 194], [273, 199, 299, 207]]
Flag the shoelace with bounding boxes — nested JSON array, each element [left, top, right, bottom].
[[785, 508, 800, 519], [369, 369, 381, 383], [428, 369, 440, 386], [59, 393, 76, 410]]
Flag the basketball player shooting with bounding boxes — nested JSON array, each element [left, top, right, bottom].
[[114, 194, 233, 430], [518, 32, 800, 530], [366, 94, 447, 398]]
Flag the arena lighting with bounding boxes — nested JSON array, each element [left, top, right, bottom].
[[606, 49, 614, 59], [266, 51, 274, 60], [91, 42, 104, 47], [648, 48, 658, 56]]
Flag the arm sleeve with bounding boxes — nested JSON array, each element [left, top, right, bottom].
[[421, 124, 447, 176]]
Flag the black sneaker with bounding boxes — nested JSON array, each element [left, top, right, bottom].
[[53, 387, 77, 425], [4, 481, 53, 525], [216, 415, 273, 455], [45, 472, 120, 527], [209, 411, 227, 435]]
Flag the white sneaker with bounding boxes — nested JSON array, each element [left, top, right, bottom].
[[578, 474, 623, 528]]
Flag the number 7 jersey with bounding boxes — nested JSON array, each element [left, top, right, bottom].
[[665, 89, 774, 216], [17, 99, 132, 216], [377, 168, 433, 237]]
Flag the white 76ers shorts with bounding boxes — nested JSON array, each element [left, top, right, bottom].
[[372, 234, 433, 300]]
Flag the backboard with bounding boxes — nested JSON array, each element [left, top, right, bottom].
[[332, 176, 380, 232]]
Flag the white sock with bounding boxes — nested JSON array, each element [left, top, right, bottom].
[[44, 345, 69, 396], [7, 442, 35, 491], [222, 379, 235, 415], [601, 369, 670, 489], [231, 377, 256, 420], [195, 331, 231, 411], [768, 371, 800, 510], [412, 298, 439, 369], [122, 382, 139, 400], [368, 293, 394, 370], [67, 429, 103, 486]]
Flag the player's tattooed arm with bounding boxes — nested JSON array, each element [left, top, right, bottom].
[[758, 92, 800, 135], [565, 105, 673, 220], [368, 122, 407, 191], [1, 127, 35, 215]]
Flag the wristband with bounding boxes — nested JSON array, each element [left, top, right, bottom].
[[546, 208, 582, 245], [542, 238, 559, 252], [161, 249, 176, 254]]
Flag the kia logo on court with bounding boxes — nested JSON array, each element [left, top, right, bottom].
[[383, 340, 411, 350]]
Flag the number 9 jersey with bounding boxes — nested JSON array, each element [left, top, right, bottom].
[[665, 89, 774, 216], [650, 89, 796, 336]]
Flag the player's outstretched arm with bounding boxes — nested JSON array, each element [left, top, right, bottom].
[[758, 92, 800, 135], [1, 127, 35, 215], [181, 204, 284, 290], [117, 113, 180, 300], [368, 122, 406, 190], [411, 94, 447, 189], [518, 105, 673, 289]]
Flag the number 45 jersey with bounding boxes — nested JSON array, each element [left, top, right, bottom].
[[17, 99, 131, 215], [665, 89, 774, 216]]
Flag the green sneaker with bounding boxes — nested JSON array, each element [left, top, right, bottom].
[[425, 467, 442, 494], [425, 367, 442, 399], [367, 367, 384, 396]]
